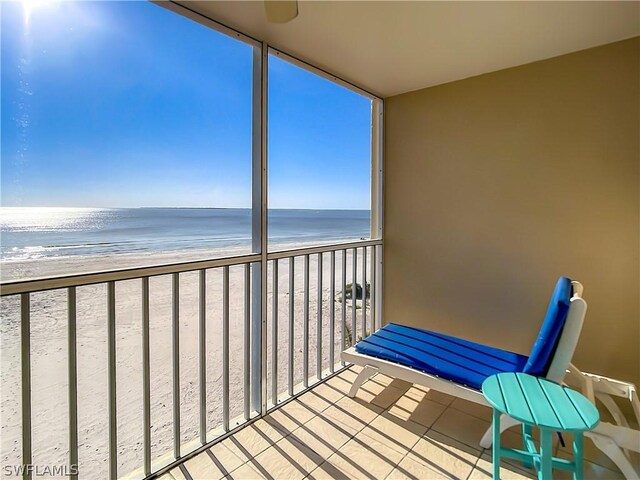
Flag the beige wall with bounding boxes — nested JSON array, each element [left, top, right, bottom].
[[383, 37, 640, 385]]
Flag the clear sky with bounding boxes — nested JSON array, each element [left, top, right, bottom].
[[1, 1, 372, 210]]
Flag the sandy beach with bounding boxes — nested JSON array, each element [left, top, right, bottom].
[[0, 244, 372, 479]]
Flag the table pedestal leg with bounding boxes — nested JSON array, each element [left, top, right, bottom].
[[573, 432, 583, 480], [522, 423, 532, 469], [540, 428, 553, 480], [492, 409, 501, 480]]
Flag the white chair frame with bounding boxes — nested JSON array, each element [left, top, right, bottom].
[[341, 281, 640, 478]]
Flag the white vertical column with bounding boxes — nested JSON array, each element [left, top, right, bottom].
[[371, 99, 384, 329], [251, 41, 268, 415]]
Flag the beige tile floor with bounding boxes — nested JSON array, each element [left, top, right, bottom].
[[160, 366, 630, 480]]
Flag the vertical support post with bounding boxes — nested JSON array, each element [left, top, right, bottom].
[[198, 270, 207, 444], [316, 253, 323, 380], [370, 99, 383, 241], [288, 257, 294, 397], [243, 264, 251, 421], [223, 266, 230, 431], [107, 282, 118, 477], [68, 287, 78, 480], [371, 99, 384, 330], [361, 247, 367, 338], [142, 278, 151, 476], [271, 260, 278, 406], [329, 251, 335, 372], [303, 254, 310, 387], [20, 293, 32, 480], [251, 40, 268, 416], [376, 245, 383, 331], [351, 248, 357, 344]]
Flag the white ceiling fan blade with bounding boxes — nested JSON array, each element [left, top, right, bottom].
[[264, 0, 298, 23]]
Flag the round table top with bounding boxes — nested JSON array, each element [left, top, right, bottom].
[[481, 372, 599, 432]]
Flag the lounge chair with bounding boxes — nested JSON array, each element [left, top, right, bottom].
[[341, 277, 639, 478], [565, 364, 640, 479]]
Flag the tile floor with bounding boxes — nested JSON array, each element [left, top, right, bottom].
[[161, 366, 631, 480]]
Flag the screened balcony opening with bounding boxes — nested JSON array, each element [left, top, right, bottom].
[[2, 1, 637, 480], [1, 1, 381, 479]]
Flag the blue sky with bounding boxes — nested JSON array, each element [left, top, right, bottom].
[[1, 1, 372, 210]]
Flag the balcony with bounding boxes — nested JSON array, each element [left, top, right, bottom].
[[1, 1, 638, 479], [158, 365, 624, 480], [0, 241, 383, 479]]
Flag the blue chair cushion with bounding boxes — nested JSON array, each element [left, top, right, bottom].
[[523, 277, 573, 376], [355, 323, 528, 390]]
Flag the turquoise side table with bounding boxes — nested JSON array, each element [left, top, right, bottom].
[[482, 372, 599, 480]]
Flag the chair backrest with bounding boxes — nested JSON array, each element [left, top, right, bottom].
[[545, 281, 587, 383], [523, 277, 573, 377]]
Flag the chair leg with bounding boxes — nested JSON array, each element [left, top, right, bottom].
[[347, 365, 378, 398], [589, 434, 640, 480], [480, 414, 521, 448]]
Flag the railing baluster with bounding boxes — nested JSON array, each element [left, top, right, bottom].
[[362, 247, 367, 339], [107, 281, 117, 478], [21, 293, 32, 480], [329, 251, 335, 373], [68, 287, 78, 480], [198, 270, 206, 444], [371, 247, 377, 332], [351, 248, 357, 345], [1, 241, 384, 480], [271, 260, 278, 406], [171, 273, 180, 459], [243, 264, 251, 421], [288, 257, 294, 397], [303, 254, 309, 388], [142, 278, 151, 476], [341, 250, 347, 359], [222, 266, 230, 431], [316, 253, 323, 380]]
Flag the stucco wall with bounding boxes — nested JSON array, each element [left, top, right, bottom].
[[383, 37, 640, 385]]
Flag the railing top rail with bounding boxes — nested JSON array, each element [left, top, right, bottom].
[[0, 253, 262, 296], [267, 239, 382, 261], [0, 239, 383, 296]]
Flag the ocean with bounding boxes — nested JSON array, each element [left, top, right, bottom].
[[0, 207, 371, 262]]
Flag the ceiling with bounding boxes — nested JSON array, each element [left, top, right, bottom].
[[180, 1, 640, 98]]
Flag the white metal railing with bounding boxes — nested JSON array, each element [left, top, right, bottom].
[[0, 239, 382, 480]]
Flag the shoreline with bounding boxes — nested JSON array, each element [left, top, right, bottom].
[[0, 237, 370, 282]]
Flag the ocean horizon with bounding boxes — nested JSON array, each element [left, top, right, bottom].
[[0, 207, 371, 262]]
